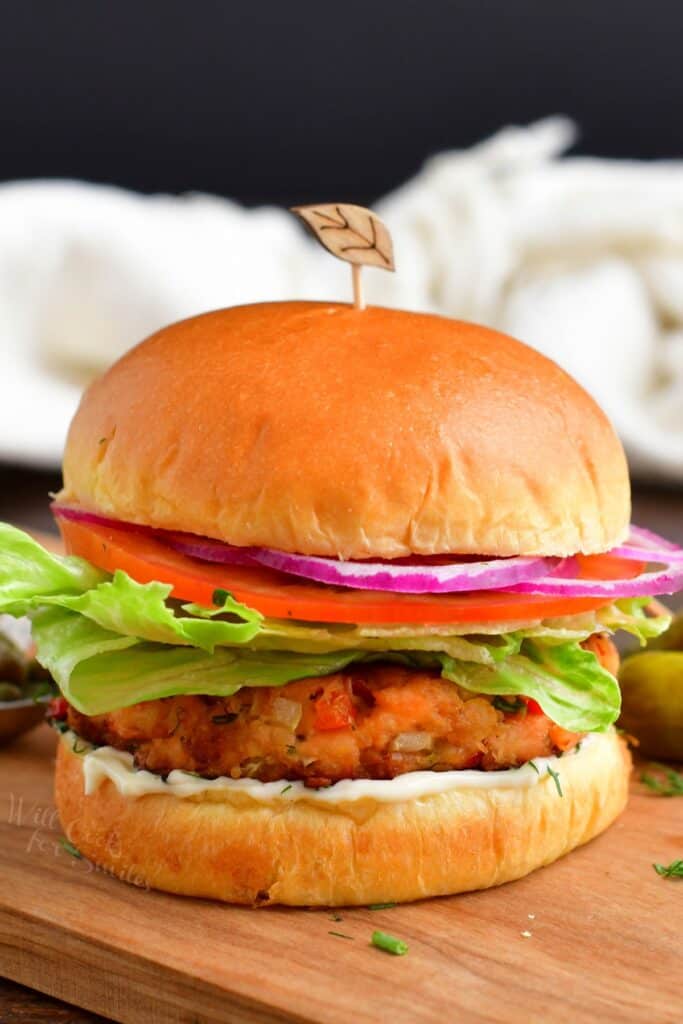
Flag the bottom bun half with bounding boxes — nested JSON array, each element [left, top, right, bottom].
[[55, 730, 631, 906]]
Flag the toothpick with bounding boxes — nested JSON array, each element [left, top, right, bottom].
[[290, 203, 395, 312], [352, 264, 365, 311]]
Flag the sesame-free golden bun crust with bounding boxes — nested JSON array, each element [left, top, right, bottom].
[[60, 302, 630, 558], [55, 730, 630, 906]]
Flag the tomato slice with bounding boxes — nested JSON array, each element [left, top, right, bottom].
[[57, 517, 643, 625]]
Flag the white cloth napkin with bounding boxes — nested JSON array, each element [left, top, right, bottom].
[[2, 117, 683, 479]]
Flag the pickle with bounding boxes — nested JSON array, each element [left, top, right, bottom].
[[647, 611, 683, 653], [619, 651, 683, 760]]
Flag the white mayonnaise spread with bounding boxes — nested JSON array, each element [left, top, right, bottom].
[[63, 729, 597, 806]]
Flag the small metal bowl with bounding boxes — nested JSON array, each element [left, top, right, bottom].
[[0, 691, 51, 744]]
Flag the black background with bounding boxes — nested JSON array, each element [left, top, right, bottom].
[[2, 0, 682, 204]]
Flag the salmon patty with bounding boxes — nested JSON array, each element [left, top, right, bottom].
[[65, 638, 617, 787], [67, 672, 589, 789]]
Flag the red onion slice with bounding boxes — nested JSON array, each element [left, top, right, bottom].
[[503, 527, 683, 598], [162, 533, 260, 567], [52, 504, 148, 534], [52, 502, 558, 594], [164, 531, 560, 592], [503, 567, 683, 598], [608, 525, 683, 565], [51, 503, 557, 593], [248, 547, 560, 594], [610, 544, 683, 564], [52, 503, 683, 598], [627, 524, 681, 553]]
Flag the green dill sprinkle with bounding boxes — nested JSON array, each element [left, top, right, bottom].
[[368, 902, 397, 911], [71, 739, 90, 755], [286, 745, 297, 755], [641, 764, 683, 797], [547, 765, 563, 797], [653, 859, 683, 879], [59, 837, 82, 859], [329, 930, 354, 940], [280, 784, 293, 795], [528, 760, 540, 774], [211, 713, 238, 725], [371, 930, 408, 956], [492, 696, 527, 715]]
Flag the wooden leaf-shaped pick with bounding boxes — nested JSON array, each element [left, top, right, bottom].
[[291, 204, 395, 272]]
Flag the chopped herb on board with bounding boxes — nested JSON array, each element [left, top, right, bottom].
[[368, 902, 397, 911], [653, 860, 683, 879], [371, 931, 409, 956], [641, 764, 683, 797], [329, 930, 354, 940], [59, 837, 82, 859]]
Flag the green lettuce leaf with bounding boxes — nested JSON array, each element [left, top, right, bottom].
[[0, 525, 262, 651], [31, 604, 617, 730], [31, 605, 361, 714], [0, 523, 106, 613], [38, 573, 262, 651], [438, 640, 620, 732], [597, 597, 671, 644], [252, 620, 524, 662]]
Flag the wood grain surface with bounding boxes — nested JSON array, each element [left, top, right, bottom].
[[0, 725, 681, 1024], [0, 976, 108, 1023]]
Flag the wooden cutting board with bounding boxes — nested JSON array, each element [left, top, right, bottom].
[[0, 726, 681, 1024]]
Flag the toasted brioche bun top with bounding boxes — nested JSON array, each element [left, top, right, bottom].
[[60, 301, 630, 558]]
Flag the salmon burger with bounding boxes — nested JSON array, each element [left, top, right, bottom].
[[1, 301, 681, 905]]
